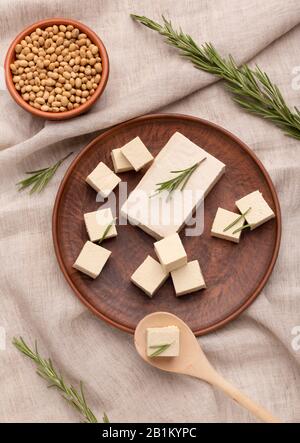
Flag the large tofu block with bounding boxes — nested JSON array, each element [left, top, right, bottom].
[[154, 233, 187, 272], [86, 161, 121, 198], [84, 208, 117, 243], [171, 260, 206, 296], [211, 207, 244, 243], [147, 326, 180, 357], [73, 241, 111, 279], [121, 132, 225, 239], [131, 256, 169, 297], [120, 137, 154, 171], [235, 190, 275, 229], [111, 148, 134, 173]]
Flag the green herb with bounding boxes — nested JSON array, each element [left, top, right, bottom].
[[232, 223, 251, 235], [13, 337, 108, 423], [103, 412, 110, 423], [223, 207, 251, 232], [131, 14, 300, 141], [98, 218, 117, 245], [17, 152, 73, 194], [149, 343, 172, 357], [151, 159, 206, 198]]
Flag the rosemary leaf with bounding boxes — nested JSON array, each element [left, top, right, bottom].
[[151, 158, 206, 198], [149, 343, 172, 357], [103, 412, 110, 423], [25, 168, 49, 174], [131, 14, 300, 141], [98, 218, 117, 245], [13, 336, 108, 423], [17, 152, 73, 194], [232, 223, 251, 235], [223, 207, 251, 232]]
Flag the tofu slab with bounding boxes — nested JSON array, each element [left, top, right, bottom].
[[235, 190, 275, 229], [121, 132, 225, 239], [211, 207, 244, 243], [147, 326, 180, 357], [131, 255, 169, 297]]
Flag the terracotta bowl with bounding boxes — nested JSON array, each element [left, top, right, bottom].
[[4, 18, 109, 120]]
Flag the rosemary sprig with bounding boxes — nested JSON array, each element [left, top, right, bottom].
[[223, 207, 251, 232], [98, 218, 117, 245], [17, 152, 73, 194], [13, 337, 108, 423], [151, 158, 206, 198], [131, 14, 300, 140], [232, 223, 251, 235], [103, 412, 110, 423], [149, 343, 172, 357]]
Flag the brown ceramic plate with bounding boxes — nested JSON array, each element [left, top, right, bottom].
[[52, 114, 281, 335]]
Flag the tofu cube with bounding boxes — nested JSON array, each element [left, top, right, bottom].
[[111, 148, 134, 173], [171, 260, 206, 296], [211, 207, 244, 243], [131, 256, 169, 297], [235, 190, 275, 230], [86, 161, 121, 198], [154, 233, 187, 272], [73, 241, 111, 279], [84, 208, 117, 243], [147, 326, 180, 357], [120, 137, 154, 171]]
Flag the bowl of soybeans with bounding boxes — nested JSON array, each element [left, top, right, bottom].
[[4, 18, 109, 120]]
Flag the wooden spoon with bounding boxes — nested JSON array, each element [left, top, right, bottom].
[[134, 312, 280, 423]]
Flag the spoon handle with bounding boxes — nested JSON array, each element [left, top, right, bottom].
[[209, 372, 281, 423]]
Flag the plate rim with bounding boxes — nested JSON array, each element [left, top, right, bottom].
[[52, 113, 282, 335]]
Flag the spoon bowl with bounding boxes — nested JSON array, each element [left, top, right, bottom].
[[135, 311, 213, 377], [135, 311, 281, 423]]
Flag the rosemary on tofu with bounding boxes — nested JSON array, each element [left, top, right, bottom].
[[98, 218, 117, 245], [151, 158, 206, 198], [149, 343, 172, 357], [223, 207, 251, 232], [232, 223, 251, 235]]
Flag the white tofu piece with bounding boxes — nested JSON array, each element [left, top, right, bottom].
[[121, 132, 225, 239], [171, 260, 206, 296], [235, 190, 275, 230], [154, 233, 187, 272], [131, 256, 169, 297], [147, 326, 180, 357], [120, 137, 154, 171], [84, 208, 117, 242], [111, 148, 134, 173], [86, 161, 121, 198], [211, 207, 244, 243], [72, 241, 111, 279]]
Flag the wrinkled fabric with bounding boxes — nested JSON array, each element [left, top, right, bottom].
[[0, 0, 300, 423]]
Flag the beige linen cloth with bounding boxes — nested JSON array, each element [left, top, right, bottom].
[[1, 0, 300, 423]]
